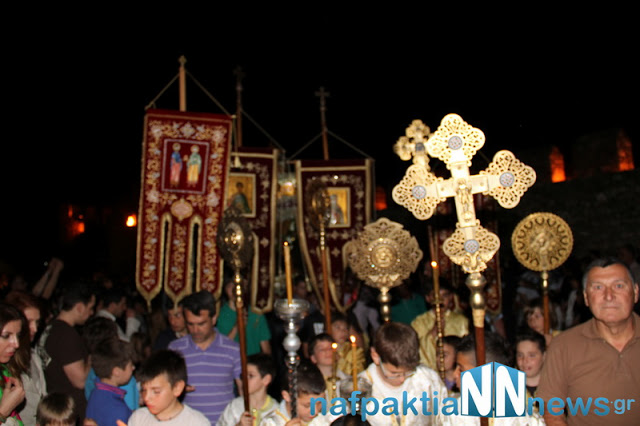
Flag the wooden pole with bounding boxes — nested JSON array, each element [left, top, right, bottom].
[[233, 66, 244, 148], [319, 222, 332, 335], [428, 226, 446, 381], [315, 87, 330, 160], [234, 272, 250, 411], [178, 56, 187, 112], [541, 270, 550, 334]]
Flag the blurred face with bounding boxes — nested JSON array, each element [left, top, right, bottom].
[[331, 320, 349, 344], [440, 343, 456, 372], [23, 306, 41, 342], [141, 373, 184, 418], [584, 264, 639, 326], [167, 307, 185, 334], [184, 309, 216, 344], [78, 296, 96, 325], [0, 320, 21, 363], [454, 351, 476, 390], [526, 307, 544, 334], [246, 364, 270, 395], [311, 340, 334, 367], [516, 340, 545, 379], [296, 392, 325, 423], [112, 297, 127, 318], [115, 360, 136, 386]]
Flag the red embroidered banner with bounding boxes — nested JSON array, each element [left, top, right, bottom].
[[222, 147, 279, 313], [136, 109, 232, 306], [295, 159, 374, 313]]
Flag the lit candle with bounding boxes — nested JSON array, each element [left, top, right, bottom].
[[331, 342, 338, 379], [284, 242, 293, 305], [350, 335, 358, 392], [431, 260, 440, 295]]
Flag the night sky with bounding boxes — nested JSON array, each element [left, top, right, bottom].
[[2, 13, 637, 277]]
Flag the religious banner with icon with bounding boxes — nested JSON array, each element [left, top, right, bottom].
[[136, 109, 232, 307], [221, 147, 279, 313], [294, 159, 374, 313]]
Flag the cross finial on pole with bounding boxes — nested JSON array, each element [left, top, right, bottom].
[[392, 113, 536, 367]]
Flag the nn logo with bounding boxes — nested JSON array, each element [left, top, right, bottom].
[[460, 362, 526, 418]]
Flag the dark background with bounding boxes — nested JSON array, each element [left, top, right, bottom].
[[2, 11, 637, 281]]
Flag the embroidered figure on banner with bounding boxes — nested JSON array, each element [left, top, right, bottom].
[[187, 144, 202, 187], [170, 143, 183, 187]]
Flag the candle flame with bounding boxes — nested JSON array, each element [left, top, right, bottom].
[[350, 335, 356, 344], [431, 261, 438, 268], [332, 342, 338, 349]]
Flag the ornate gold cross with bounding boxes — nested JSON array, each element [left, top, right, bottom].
[[392, 113, 536, 364]]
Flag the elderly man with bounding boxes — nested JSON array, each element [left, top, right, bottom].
[[168, 290, 242, 424], [537, 257, 640, 425]]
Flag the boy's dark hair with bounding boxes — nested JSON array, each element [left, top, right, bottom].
[[82, 316, 119, 353], [36, 392, 76, 426], [281, 359, 326, 396], [373, 322, 420, 369], [331, 311, 348, 326], [442, 334, 462, 349], [138, 349, 188, 388], [92, 337, 133, 379], [59, 281, 96, 312], [456, 331, 511, 366], [308, 332, 335, 357], [98, 286, 126, 308], [247, 352, 276, 379], [514, 329, 546, 354], [179, 290, 216, 318]]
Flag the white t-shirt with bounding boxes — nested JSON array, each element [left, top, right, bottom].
[[127, 404, 209, 426]]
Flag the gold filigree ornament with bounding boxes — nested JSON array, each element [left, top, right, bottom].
[[442, 221, 500, 274], [391, 165, 445, 220], [304, 178, 331, 230], [511, 212, 573, 272], [425, 113, 486, 168], [216, 206, 254, 272], [393, 119, 431, 167], [345, 217, 423, 289], [480, 150, 537, 209]]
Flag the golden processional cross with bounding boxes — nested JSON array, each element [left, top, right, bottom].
[[392, 113, 536, 365]]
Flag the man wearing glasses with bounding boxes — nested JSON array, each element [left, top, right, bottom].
[[360, 322, 448, 425]]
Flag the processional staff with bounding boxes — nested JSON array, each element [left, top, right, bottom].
[[178, 56, 187, 112], [392, 114, 536, 368], [305, 178, 333, 335], [315, 86, 331, 161], [216, 206, 254, 412], [512, 212, 573, 335], [428, 225, 446, 381]]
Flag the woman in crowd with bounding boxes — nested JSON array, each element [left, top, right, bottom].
[[0, 302, 27, 425]]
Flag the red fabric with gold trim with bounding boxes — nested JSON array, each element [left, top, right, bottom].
[[295, 159, 374, 313], [136, 109, 232, 306], [223, 147, 278, 313]]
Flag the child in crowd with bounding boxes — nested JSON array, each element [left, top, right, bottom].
[[262, 359, 331, 425], [217, 353, 278, 425], [309, 333, 347, 399], [439, 332, 544, 425], [331, 313, 366, 380], [360, 322, 448, 426], [523, 298, 561, 346], [85, 337, 135, 426], [128, 349, 209, 426], [515, 330, 546, 402], [440, 335, 462, 394], [36, 393, 76, 426]]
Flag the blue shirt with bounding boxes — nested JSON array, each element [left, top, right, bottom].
[[85, 368, 139, 411], [85, 379, 132, 426]]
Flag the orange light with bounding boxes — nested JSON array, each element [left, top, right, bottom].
[[617, 131, 634, 171], [331, 342, 338, 350], [126, 214, 137, 227], [350, 335, 356, 344], [550, 146, 566, 183], [375, 186, 387, 211], [431, 261, 438, 268]]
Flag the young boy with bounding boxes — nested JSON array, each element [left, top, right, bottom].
[[330, 313, 366, 379], [128, 349, 209, 426], [262, 359, 331, 425], [360, 322, 448, 426], [85, 337, 135, 426], [36, 393, 76, 426], [440, 335, 462, 394], [217, 353, 278, 425], [309, 333, 347, 400]]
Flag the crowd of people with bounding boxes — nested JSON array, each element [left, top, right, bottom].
[[0, 246, 638, 425]]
